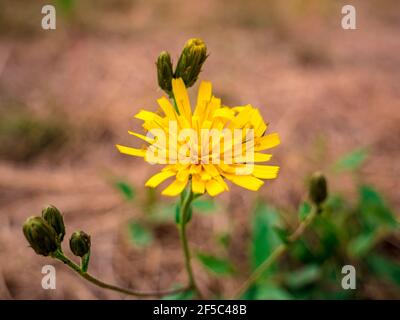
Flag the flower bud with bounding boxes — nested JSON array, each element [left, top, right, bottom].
[[309, 171, 328, 206], [69, 231, 91, 257], [42, 205, 65, 242], [174, 38, 208, 88], [22, 216, 58, 256], [156, 51, 174, 94]]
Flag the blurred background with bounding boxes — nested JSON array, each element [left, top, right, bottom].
[[0, 0, 399, 299]]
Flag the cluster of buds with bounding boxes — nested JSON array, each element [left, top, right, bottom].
[[22, 205, 91, 264], [156, 38, 208, 95], [309, 171, 328, 208]]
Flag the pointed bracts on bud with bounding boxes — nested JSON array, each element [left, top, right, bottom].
[[156, 51, 174, 94], [69, 231, 91, 257], [174, 38, 207, 88], [309, 171, 328, 206], [42, 205, 65, 242], [22, 216, 58, 256]]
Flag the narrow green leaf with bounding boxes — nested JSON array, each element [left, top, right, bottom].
[[358, 185, 398, 228], [114, 180, 135, 201], [196, 252, 234, 276], [348, 230, 377, 257], [366, 254, 400, 287], [255, 284, 293, 300], [128, 222, 152, 247], [162, 288, 194, 300], [185, 207, 193, 223], [298, 202, 312, 221], [175, 204, 180, 224], [284, 265, 321, 289], [333, 148, 369, 172]]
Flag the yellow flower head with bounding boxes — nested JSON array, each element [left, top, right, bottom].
[[116, 78, 280, 197]]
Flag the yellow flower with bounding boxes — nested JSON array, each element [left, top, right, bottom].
[[116, 78, 280, 197]]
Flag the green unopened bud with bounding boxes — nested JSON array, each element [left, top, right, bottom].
[[22, 216, 58, 256], [42, 205, 65, 242], [309, 171, 328, 206], [174, 38, 208, 88], [157, 51, 174, 94], [69, 231, 91, 257]]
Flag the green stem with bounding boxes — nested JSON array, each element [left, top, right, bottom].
[[178, 188, 203, 299], [52, 250, 188, 298], [81, 252, 90, 273], [232, 206, 319, 299]]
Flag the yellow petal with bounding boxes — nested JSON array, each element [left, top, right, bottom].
[[230, 105, 253, 128], [172, 78, 192, 121], [157, 97, 177, 120], [223, 173, 264, 191], [206, 179, 225, 196], [253, 153, 273, 162], [176, 166, 190, 181], [135, 110, 163, 122], [116, 145, 146, 157], [215, 174, 229, 191], [236, 152, 272, 163], [128, 131, 155, 144], [252, 165, 280, 179], [254, 133, 280, 151], [196, 81, 212, 107], [203, 164, 220, 177], [250, 109, 267, 137], [145, 170, 176, 187], [161, 178, 188, 196], [192, 174, 205, 194], [212, 107, 235, 120]]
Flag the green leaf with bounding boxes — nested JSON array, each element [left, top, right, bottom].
[[358, 185, 398, 229], [255, 284, 293, 300], [348, 230, 377, 257], [185, 207, 193, 223], [162, 288, 194, 300], [128, 222, 152, 247], [298, 202, 312, 221], [366, 254, 400, 287], [114, 180, 135, 201], [284, 265, 321, 289], [333, 148, 369, 172], [251, 202, 282, 274], [175, 204, 180, 224], [196, 252, 234, 276], [192, 198, 217, 213], [175, 204, 193, 224]]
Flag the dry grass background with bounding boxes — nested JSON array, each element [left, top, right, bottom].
[[0, 0, 399, 299]]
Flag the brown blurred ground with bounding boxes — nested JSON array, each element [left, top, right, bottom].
[[0, 0, 399, 299]]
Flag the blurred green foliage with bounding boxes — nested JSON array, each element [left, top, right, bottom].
[[128, 221, 153, 248], [110, 147, 399, 299], [196, 252, 235, 276], [333, 148, 369, 173], [114, 180, 136, 202]]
